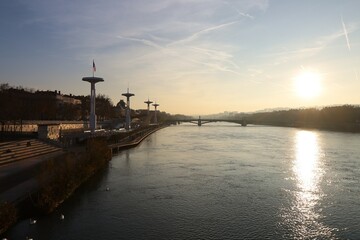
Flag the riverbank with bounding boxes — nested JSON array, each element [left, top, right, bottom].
[[250, 122, 360, 133], [108, 124, 168, 154], [0, 124, 167, 235], [0, 138, 110, 235], [246, 105, 360, 133]]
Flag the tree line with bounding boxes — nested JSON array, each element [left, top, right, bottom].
[[245, 105, 360, 132], [0, 83, 175, 124], [3, 83, 358, 132], [0, 83, 116, 121]]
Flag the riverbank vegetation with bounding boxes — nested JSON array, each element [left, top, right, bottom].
[[0, 139, 109, 232], [33, 137, 111, 214], [246, 105, 360, 132], [0, 83, 176, 124], [0, 202, 17, 235], [0, 83, 115, 121]]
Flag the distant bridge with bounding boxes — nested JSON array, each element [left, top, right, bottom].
[[169, 116, 248, 126]]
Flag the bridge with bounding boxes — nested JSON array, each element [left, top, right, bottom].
[[169, 116, 248, 126]]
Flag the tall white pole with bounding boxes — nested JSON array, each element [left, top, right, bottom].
[[82, 76, 104, 134], [90, 83, 96, 133], [153, 102, 159, 124]]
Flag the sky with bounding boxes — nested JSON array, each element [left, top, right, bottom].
[[1, 0, 359, 115]]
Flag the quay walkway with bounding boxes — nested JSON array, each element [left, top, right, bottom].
[[0, 125, 167, 204], [0, 141, 64, 204], [109, 125, 167, 155]]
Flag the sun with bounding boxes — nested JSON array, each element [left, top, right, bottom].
[[293, 70, 322, 99]]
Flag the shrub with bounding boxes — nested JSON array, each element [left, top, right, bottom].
[[0, 201, 17, 235], [34, 137, 111, 214]]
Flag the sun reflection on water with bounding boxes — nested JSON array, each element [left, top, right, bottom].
[[281, 130, 337, 239], [294, 130, 321, 194]]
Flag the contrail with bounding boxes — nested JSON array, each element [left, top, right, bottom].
[[341, 15, 351, 51], [234, 9, 254, 19], [223, 1, 254, 19], [117, 35, 163, 50], [168, 21, 239, 46]]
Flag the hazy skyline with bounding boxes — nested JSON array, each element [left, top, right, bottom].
[[1, 0, 359, 115]]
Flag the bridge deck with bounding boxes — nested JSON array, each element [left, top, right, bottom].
[[171, 118, 248, 126]]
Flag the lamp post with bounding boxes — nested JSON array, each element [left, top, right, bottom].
[[82, 77, 104, 133], [144, 98, 153, 115], [122, 88, 135, 130], [152, 102, 159, 124]]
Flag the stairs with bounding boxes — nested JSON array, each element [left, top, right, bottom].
[[0, 139, 62, 166]]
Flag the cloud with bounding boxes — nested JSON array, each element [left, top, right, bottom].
[[14, 0, 269, 52], [223, 1, 255, 19], [263, 22, 358, 66], [117, 33, 244, 79], [168, 20, 240, 46], [191, 47, 238, 66], [316, 22, 357, 49], [235, 9, 254, 19], [116, 14, 246, 78], [3, 0, 270, 113], [117, 36, 164, 50]]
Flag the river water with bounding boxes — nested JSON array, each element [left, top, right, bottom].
[[4, 124, 360, 239]]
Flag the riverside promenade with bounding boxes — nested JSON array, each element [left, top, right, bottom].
[[0, 124, 167, 205], [0, 140, 64, 204], [108, 124, 167, 155]]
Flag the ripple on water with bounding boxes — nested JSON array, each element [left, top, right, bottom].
[[4, 125, 360, 239]]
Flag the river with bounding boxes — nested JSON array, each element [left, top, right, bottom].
[[4, 123, 360, 239]]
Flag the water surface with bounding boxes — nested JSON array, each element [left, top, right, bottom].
[[5, 124, 360, 239]]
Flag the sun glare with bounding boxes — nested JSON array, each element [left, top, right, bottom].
[[294, 71, 322, 99]]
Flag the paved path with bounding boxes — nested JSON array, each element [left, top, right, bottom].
[[0, 147, 64, 203]]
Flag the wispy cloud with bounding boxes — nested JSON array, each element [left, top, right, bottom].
[[7, 0, 360, 114], [117, 36, 164, 50], [191, 47, 240, 69], [224, 1, 254, 19], [116, 14, 246, 78], [263, 22, 358, 66], [168, 20, 240, 46], [316, 22, 358, 50], [117, 33, 244, 78], [235, 9, 254, 19]]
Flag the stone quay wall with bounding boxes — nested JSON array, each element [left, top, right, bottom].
[[1, 121, 88, 135]]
